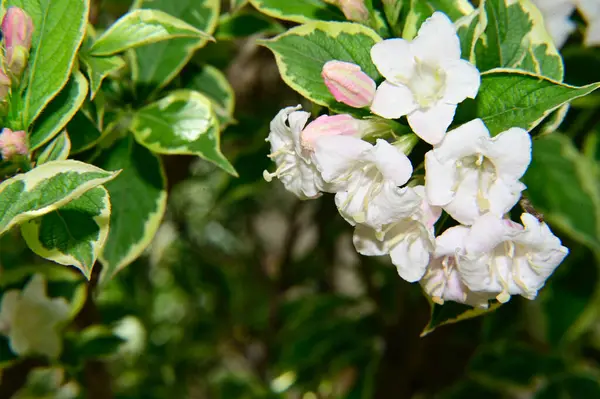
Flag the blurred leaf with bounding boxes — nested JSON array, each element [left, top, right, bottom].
[[63, 325, 124, 362], [421, 301, 501, 337], [6, 0, 88, 129], [184, 65, 236, 127], [249, 0, 344, 23], [36, 131, 71, 165], [13, 367, 79, 399], [29, 72, 88, 151], [216, 11, 285, 40], [534, 374, 600, 399], [95, 137, 167, 281], [438, 379, 503, 399]]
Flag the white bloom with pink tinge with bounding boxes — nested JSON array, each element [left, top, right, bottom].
[[455, 213, 569, 303], [352, 186, 442, 283], [369, 12, 480, 144], [322, 60, 376, 108], [0, 128, 27, 160], [425, 119, 531, 225]]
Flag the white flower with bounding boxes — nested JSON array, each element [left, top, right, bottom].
[[577, 0, 600, 46], [263, 105, 325, 199], [353, 186, 441, 282], [313, 135, 420, 232], [0, 274, 70, 358], [456, 213, 569, 303], [425, 119, 531, 225], [420, 225, 494, 308], [370, 12, 480, 144], [532, 0, 576, 48]]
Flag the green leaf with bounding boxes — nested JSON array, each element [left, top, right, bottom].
[[249, 0, 344, 23], [185, 65, 236, 127], [456, 69, 600, 136], [21, 186, 111, 279], [474, 0, 563, 81], [6, 0, 88, 129], [94, 137, 167, 281], [130, 90, 236, 176], [36, 131, 71, 165], [420, 301, 501, 337], [89, 9, 211, 56], [535, 374, 600, 399], [134, 0, 220, 91], [262, 21, 382, 110], [67, 111, 104, 155], [80, 53, 126, 100], [64, 325, 124, 361], [0, 160, 119, 236], [523, 133, 600, 251], [216, 10, 285, 40], [29, 71, 88, 150]]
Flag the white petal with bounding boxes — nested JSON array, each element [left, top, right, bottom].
[[483, 127, 531, 180], [370, 81, 418, 119], [368, 139, 413, 186], [441, 59, 481, 104], [432, 119, 489, 162], [390, 236, 430, 282], [585, 20, 600, 46], [313, 135, 371, 182], [368, 185, 421, 229], [434, 225, 469, 257], [370, 39, 415, 82], [488, 178, 525, 217], [407, 102, 456, 145], [578, 0, 600, 21], [466, 213, 519, 254], [424, 150, 456, 206], [545, 16, 576, 48], [443, 168, 480, 225], [0, 290, 18, 330], [353, 224, 389, 256], [413, 185, 443, 229], [269, 105, 302, 143], [411, 12, 461, 64]]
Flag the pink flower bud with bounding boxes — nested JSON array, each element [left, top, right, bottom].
[[301, 114, 364, 150], [0, 128, 27, 160], [327, 0, 369, 22], [2, 7, 34, 77], [322, 60, 376, 108]]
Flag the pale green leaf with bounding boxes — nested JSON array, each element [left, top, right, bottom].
[[262, 21, 382, 110], [95, 137, 167, 281], [89, 9, 211, 56], [0, 160, 118, 236], [456, 69, 600, 135], [185, 65, 236, 127], [249, 0, 344, 23], [6, 0, 88, 128], [21, 186, 111, 279], [29, 71, 88, 150], [36, 131, 71, 165], [80, 54, 126, 100], [131, 90, 236, 176]]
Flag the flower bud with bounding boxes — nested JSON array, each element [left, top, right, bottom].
[[393, 134, 418, 156], [0, 69, 10, 101], [322, 60, 376, 108], [326, 0, 369, 22], [301, 114, 364, 150], [0, 128, 27, 160], [1, 7, 34, 78]]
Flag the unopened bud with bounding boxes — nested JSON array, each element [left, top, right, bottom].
[[393, 134, 418, 155], [1, 7, 34, 78], [322, 60, 376, 108], [301, 114, 365, 150], [0, 128, 27, 160], [0, 69, 10, 101], [326, 0, 369, 22]]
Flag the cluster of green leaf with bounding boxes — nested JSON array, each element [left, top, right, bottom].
[[3, 0, 600, 397]]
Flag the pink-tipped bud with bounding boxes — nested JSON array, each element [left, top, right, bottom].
[[2, 7, 34, 77], [301, 114, 364, 150], [322, 60, 376, 108], [327, 0, 369, 22], [0, 128, 27, 160]]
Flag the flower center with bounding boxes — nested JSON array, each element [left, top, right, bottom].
[[455, 154, 496, 212], [407, 59, 446, 108]]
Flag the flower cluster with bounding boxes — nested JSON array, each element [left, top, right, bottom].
[[263, 12, 569, 308]]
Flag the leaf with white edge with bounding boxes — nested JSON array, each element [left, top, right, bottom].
[[185, 65, 236, 127], [29, 71, 88, 151], [262, 22, 382, 110], [420, 301, 501, 337], [455, 69, 600, 136], [80, 53, 126, 100], [95, 137, 167, 281], [21, 186, 111, 279], [474, 0, 563, 81], [134, 0, 220, 91], [67, 111, 103, 155], [5, 0, 88, 129], [131, 90, 236, 176], [456, 7, 486, 64], [403, 0, 474, 40], [249, 0, 344, 23], [0, 161, 118, 236], [89, 9, 211, 56], [36, 131, 71, 165], [523, 134, 600, 252]]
